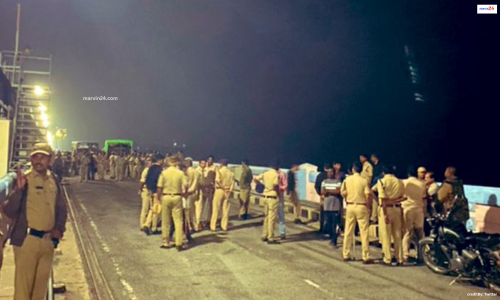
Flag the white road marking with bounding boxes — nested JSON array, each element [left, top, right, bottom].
[[304, 279, 321, 289], [80, 202, 138, 300]]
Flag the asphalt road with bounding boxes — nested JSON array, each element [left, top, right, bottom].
[[65, 176, 488, 300]]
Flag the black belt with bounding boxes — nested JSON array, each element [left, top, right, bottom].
[[28, 228, 48, 238], [347, 203, 367, 206], [386, 204, 401, 208], [264, 196, 277, 199], [162, 193, 182, 196]]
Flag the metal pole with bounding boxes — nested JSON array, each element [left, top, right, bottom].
[[8, 4, 21, 170]]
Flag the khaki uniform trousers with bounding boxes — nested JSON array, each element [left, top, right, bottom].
[[115, 165, 124, 181], [110, 163, 116, 178], [79, 165, 88, 182], [140, 190, 151, 229], [161, 195, 183, 247], [343, 204, 370, 261], [402, 208, 425, 260], [98, 163, 105, 180], [13, 235, 54, 300], [129, 164, 136, 179], [379, 206, 403, 264], [195, 188, 212, 230], [261, 198, 279, 241], [134, 166, 142, 180], [145, 194, 161, 232], [211, 189, 230, 231], [289, 191, 301, 219], [238, 189, 251, 217], [370, 201, 379, 223], [185, 193, 197, 231]]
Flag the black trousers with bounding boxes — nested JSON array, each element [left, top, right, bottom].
[[324, 211, 340, 245], [319, 206, 325, 232]]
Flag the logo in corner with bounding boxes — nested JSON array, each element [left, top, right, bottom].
[[477, 4, 497, 14]]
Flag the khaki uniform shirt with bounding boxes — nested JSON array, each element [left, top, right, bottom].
[[80, 155, 90, 166], [403, 176, 426, 210], [255, 169, 279, 197], [25, 169, 57, 231], [361, 161, 373, 184], [341, 173, 370, 204], [374, 174, 405, 202], [186, 166, 200, 194], [157, 166, 188, 194], [216, 166, 235, 191], [109, 155, 116, 166], [427, 182, 439, 197], [116, 156, 125, 166]]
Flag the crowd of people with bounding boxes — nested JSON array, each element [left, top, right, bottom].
[[0, 142, 471, 299], [132, 151, 468, 264]]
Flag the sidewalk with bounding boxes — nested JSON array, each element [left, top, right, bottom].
[[0, 220, 91, 300]]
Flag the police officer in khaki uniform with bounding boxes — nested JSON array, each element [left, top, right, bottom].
[[157, 156, 188, 251], [210, 159, 234, 232], [115, 154, 126, 181], [143, 156, 164, 234], [238, 159, 253, 220], [2, 143, 67, 300], [341, 162, 373, 264], [195, 160, 210, 231], [129, 154, 136, 179], [254, 162, 280, 244], [138, 158, 151, 230], [373, 165, 406, 265], [360, 154, 376, 223], [402, 166, 427, 263], [109, 152, 117, 179], [97, 152, 106, 180], [184, 157, 200, 232], [79, 153, 90, 183]]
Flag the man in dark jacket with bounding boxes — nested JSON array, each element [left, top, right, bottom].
[[2, 143, 67, 300], [315, 163, 331, 234]]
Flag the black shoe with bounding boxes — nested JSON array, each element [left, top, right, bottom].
[[261, 238, 268, 242], [380, 261, 392, 266], [143, 227, 151, 236], [244, 214, 249, 220], [343, 257, 354, 262], [280, 234, 286, 240], [176, 246, 184, 252], [363, 259, 375, 265], [267, 240, 281, 245]]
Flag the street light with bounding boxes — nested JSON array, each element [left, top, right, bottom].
[[39, 104, 47, 112], [47, 131, 53, 147], [34, 85, 44, 96]]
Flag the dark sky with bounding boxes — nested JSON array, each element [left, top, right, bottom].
[[0, 1, 497, 185]]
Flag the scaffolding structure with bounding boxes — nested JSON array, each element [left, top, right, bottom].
[[0, 50, 53, 168]]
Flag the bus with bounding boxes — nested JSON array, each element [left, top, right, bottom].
[[71, 141, 99, 155], [103, 139, 134, 156]]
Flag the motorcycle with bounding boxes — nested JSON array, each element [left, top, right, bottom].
[[419, 214, 500, 293]]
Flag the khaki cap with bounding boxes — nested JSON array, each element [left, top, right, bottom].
[[30, 143, 53, 157]]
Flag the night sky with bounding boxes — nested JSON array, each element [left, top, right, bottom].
[[0, 1, 497, 186]]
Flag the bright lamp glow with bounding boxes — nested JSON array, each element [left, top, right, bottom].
[[39, 104, 47, 112], [40, 112, 48, 121], [47, 131, 53, 147], [43, 120, 49, 128], [34, 85, 45, 96]]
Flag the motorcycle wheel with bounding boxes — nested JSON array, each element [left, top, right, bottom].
[[419, 237, 451, 275]]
